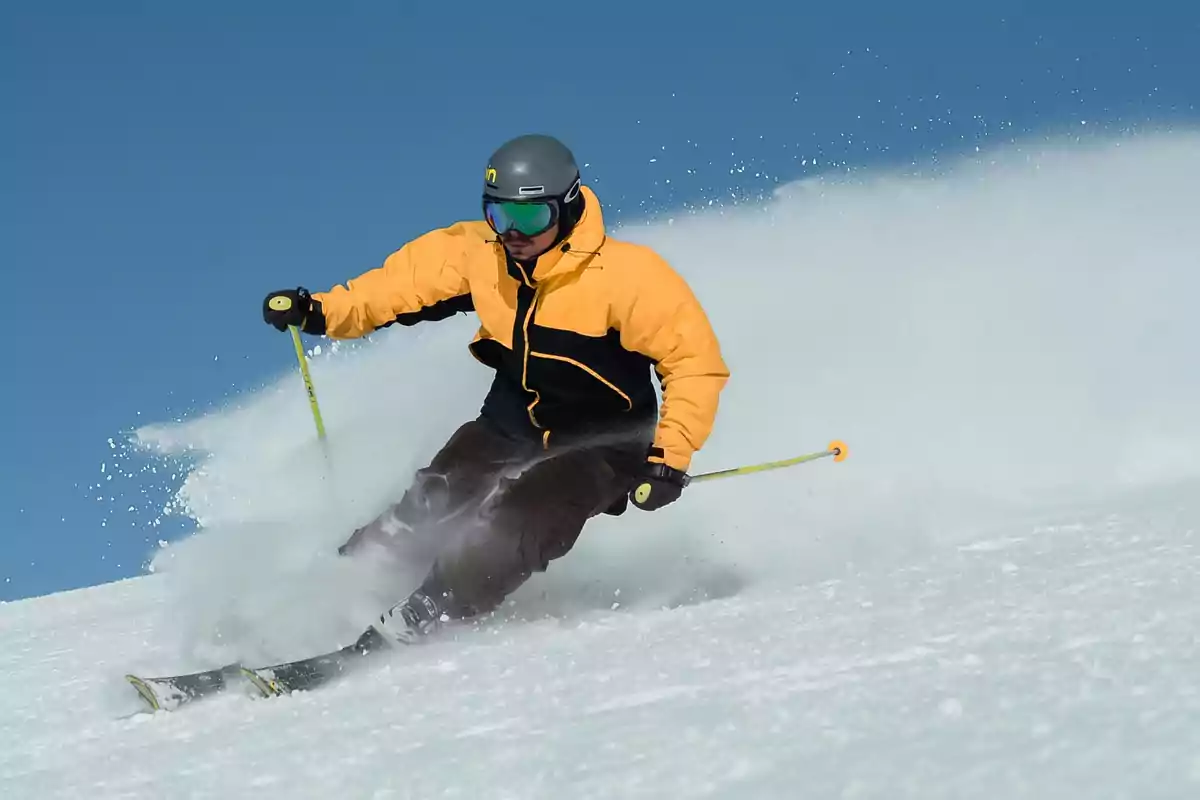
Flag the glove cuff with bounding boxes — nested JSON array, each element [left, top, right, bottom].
[[302, 296, 327, 336], [643, 461, 690, 488]]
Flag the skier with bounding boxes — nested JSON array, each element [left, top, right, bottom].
[[261, 134, 729, 648]]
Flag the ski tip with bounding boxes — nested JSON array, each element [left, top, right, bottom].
[[124, 674, 162, 712]]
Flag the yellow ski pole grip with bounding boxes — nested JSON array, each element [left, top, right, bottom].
[[269, 295, 294, 312], [633, 481, 653, 504]]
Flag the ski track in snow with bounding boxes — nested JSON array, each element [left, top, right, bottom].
[[3, 499, 1200, 798], [6, 133, 1200, 797]]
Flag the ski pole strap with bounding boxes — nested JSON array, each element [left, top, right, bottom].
[[289, 325, 326, 440], [689, 440, 848, 483]]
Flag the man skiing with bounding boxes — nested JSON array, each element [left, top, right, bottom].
[[261, 133, 729, 647]]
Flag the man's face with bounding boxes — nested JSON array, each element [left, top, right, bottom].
[[501, 220, 560, 261]]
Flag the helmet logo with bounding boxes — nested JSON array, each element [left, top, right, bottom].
[[563, 177, 581, 203], [485, 167, 497, 184]]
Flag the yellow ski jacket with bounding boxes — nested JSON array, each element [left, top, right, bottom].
[[309, 185, 728, 471]]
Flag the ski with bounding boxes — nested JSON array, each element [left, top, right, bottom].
[[124, 662, 246, 712], [242, 626, 389, 697], [125, 627, 391, 712]]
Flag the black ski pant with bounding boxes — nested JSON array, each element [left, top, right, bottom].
[[337, 417, 648, 619]]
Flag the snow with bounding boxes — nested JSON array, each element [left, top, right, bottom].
[[4, 132, 1200, 797], [5, 499, 1200, 797]]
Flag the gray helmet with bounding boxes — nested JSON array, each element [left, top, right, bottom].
[[483, 134, 581, 203]]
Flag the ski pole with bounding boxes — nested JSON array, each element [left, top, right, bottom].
[[287, 324, 326, 440], [285, 323, 341, 508], [689, 440, 848, 484]]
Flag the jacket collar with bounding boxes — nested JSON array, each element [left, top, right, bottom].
[[505, 185, 607, 284]]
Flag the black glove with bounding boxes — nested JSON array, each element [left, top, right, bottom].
[[630, 461, 690, 511], [262, 287, 326, 334]]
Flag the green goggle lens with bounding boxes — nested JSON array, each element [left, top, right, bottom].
[[484, 200, 557, 236]]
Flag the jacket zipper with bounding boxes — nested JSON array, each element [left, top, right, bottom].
[[513, 261, 546, 443]]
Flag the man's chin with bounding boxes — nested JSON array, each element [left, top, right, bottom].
[[504, 242, 539, 259]]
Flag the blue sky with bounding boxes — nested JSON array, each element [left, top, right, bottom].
[[2, 1, 1196, 601]]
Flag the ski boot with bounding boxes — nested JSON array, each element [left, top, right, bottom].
[[360, 588, 450, 649]]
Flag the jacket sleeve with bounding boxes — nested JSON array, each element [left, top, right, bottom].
[[310, 224, 474, 339], [613, 250, 729, 472]]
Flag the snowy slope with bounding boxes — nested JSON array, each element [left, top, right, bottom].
[[3, 491, 1200, 798], [5, 133, 1200, 798]]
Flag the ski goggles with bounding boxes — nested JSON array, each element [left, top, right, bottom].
[[483, 199, 559, 236]]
